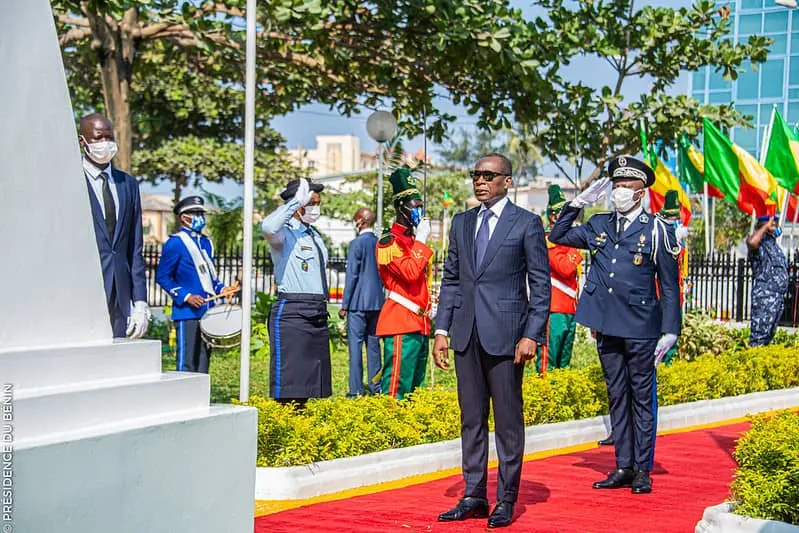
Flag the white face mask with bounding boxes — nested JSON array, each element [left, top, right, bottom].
[[85, 140, 118, 165], [300, 205, 321, 224], [611, 187, 640, 213]]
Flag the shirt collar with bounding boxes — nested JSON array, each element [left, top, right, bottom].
[[616, 205, 643, 222], [478, 196, 510, 219], [359, 228, 375, 235], [82, 157, 112, 180]]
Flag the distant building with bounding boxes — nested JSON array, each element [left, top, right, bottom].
[[141, 193, 174, 244], [286, 135, 378, 176]]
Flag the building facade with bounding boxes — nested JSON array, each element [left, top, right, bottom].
[[286, 135, 378, 176], [691, 1, 799, 156]]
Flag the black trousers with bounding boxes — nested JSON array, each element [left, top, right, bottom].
[[596, 334, 659, 471], [454, 329, 525, 503], [175, 319, 210, 373]]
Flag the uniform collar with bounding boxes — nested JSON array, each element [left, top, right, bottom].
[[180, 226, 203, 238], [616, 204, 643, 222], [82, 156, 112, 180]]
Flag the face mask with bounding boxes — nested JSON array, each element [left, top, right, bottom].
[[187, 214, 206, 232], [301, 205, 321, 224], [84, 140, 118, 165], [401, 204, 424, 226], [774, 227, 783, 238], [611, 187, 639, 213]]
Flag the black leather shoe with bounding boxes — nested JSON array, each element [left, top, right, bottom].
[[631, 470, 652, 494], [438, 497, 489, 522], [487, 502, 514, 529], [597, 435, 614, 446], [592, 468, 635, 489]]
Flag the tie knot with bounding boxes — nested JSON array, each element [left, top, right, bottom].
[[98, 171, 108, 182], [482, 209, 493, 219]]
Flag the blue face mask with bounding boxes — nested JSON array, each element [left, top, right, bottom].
[[189, 215, 206, 232], [774, 226, 783, 238], [406, 206, 424, 226]]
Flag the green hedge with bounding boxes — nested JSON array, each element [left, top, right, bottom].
[[244, 344, 799, 467], [732, 410, 799, 526]]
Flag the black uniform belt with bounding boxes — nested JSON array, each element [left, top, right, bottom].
[[278, 292, 327, 302]]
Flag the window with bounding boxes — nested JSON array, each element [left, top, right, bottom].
[[790, 88, 799, 99], [792, 33, 799, 54], [769, 34, 787, 55], [791, 57, 799, 85], [737, 104, 758, 124], [761, 59, 785, 98], [734, 127, 757, 153], [741, 0, 761, 9], [788, 101, 799, 123], [709, 68, 732, 90], [709, 91, 732, 104], [692, 90, 707, 102], [760, 103, 775, 124], [739, 14, 762, 35], [692, 68, 707, 91], [764, 11, 789, 33], [737, 67, 760, 99]]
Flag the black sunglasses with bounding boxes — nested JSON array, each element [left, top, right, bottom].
[[469, 170, 509, 182]]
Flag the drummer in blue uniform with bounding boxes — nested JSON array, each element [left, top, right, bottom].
[[261, 178, 332, 406], [549, 155, 681, 495], [156, 196, 238, 373]]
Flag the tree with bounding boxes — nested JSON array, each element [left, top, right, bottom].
[[523, 0, 771, 186], [53, 0, 562, 174], [438, 127, 542, 183]]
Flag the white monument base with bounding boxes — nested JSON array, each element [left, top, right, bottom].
[[3, 339, 257, 533]]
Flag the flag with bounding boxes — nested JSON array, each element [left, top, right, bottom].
[[702, 118, 779, 216], [677, 133, 725, 198], [786, 194, 799, 223], [638, 119, 658, 168], [648, 157, 692, 225], [763, 110, 799, 194]]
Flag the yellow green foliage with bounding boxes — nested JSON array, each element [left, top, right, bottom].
[[246, 344, 799, 467], [732, 411, 799, 526]]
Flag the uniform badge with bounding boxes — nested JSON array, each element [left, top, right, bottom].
[[300, 245, 313, 252], [633, 253, 643, 266], [618, 156, 627, 167], [199, 264, 207, 274], [301, 260, 309, 272], [639, 233, 646, 244], [595, 232, 607, 244], [639, 214, 649, 224]]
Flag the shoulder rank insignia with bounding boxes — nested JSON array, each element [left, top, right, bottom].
[[377, 235, 402, 265], [639, 214, 649, 224]]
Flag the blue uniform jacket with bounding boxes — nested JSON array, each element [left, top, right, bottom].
[[549, 204, 681, 339], [86, 167, 146, 313], [341, 230, 384, 312], [156, 228, 225, 321]]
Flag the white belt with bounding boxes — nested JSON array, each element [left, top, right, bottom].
[[550, 277, 578, 299], [387, 291, 428, 317]]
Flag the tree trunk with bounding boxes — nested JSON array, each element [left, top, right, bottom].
[[85, 5, 137, 173]]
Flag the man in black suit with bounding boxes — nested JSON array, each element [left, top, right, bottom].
[[433, 153, 551, 529], [80, 113, 149, 338]]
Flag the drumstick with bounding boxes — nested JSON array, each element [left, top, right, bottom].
[[203, 283, 241, 303]]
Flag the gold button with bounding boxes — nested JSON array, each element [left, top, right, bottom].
[[612, 258, 617, 264], [608, 287, 613, 293], [615, 244, 619, 249], [641, 300, 646, 304], [609, 273, 615, 278]]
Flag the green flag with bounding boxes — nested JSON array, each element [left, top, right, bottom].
[[764, 110, 799, 194]]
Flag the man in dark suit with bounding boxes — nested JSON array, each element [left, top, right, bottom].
[[549, 155, 681, 494], [339, 207, 385, 396], [80, 113, 149, 338], [433, 153, 551, 529]]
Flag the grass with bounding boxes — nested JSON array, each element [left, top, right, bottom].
[[160, 324, 601, 404]]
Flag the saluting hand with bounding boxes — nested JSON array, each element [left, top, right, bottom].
[[433, 334, 450, 370], [514, 337, 538, 365]]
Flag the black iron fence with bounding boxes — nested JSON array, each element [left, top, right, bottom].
[[143, 245, 799, 327]]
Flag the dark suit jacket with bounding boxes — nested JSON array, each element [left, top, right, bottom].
[[86, 167, 146, 314], [341, 230, 384, 312], [435, 201, 551, 356], [548, 204, 681, 339]]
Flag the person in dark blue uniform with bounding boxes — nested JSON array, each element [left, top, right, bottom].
[[549, 155, 681, 494], [746, 215, 789, 346], [157, 196, 238, 373]]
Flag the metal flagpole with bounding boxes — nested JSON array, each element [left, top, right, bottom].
[[239, 0, 257, 403], [703, 183, 710, 254], [752, 106, 776, 235]]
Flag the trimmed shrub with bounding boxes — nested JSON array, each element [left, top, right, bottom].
[[732, 411, 799, 526], [246, 344, 799, 467]]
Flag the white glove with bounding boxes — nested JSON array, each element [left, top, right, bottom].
[[571, 176, 611, 208], [654, 333, 678, 367], [415, 219, 431, 244], [675, 225, 688, 242], [293, 178, 312, 207], [126, 301, 151, 339]]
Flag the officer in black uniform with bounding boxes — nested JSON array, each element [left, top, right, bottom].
[[549, 155, 681, 494]]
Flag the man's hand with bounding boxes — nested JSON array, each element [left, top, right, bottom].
[[220, 280, 240, 300], [433, 334, 450, 370], [654, 333, 678, 367], [415, 219, 431, 244], [514, 337, 538, 365], [293, 178, 312, 207], [338, 308, 347, 319], [187, 295, 205, 308], [571, 176, 610, 208], [126, 301, 151, 339]]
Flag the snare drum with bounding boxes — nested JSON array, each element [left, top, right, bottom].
[[199, 304, 243, 349]]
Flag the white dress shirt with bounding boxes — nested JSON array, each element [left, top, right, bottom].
[[83, 157, 119, 220], [616, 205, 643, 234]]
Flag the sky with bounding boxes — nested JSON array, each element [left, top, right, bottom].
[[141, 0, 695, 200]]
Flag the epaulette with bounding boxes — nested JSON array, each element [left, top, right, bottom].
[[378, 230, 394, 246], [376, 232, 402, 265]]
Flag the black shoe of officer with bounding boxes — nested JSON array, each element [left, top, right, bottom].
[[597, 435, 614, 446], [487, 502, 515, 529], [438, 497, 490, 522], [592, 468, 635, 489], [631, 470, 652, 494]]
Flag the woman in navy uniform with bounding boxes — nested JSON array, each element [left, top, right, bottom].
[[549, 155, 681, 494]]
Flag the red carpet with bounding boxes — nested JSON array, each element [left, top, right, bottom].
[[255, 422, 747, 533]]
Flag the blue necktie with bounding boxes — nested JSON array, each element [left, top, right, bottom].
[[475, 209, 493, 267]]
